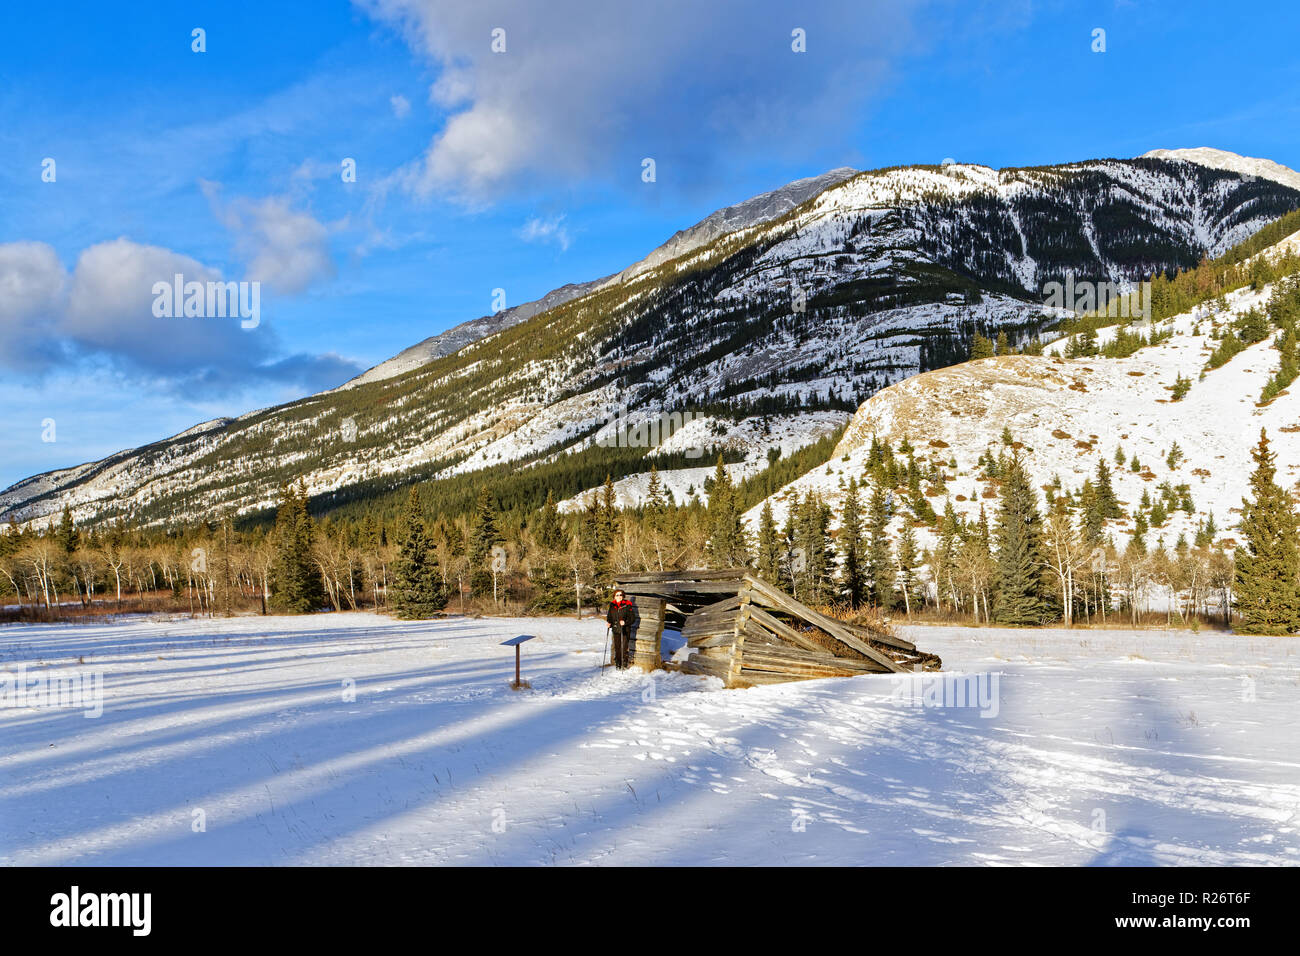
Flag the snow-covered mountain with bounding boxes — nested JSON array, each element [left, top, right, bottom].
[[748, 228, 1300, 553], [336, 166, 860, 391], [1142, 147, 1300, 192], [5, 149, 1300, 530], [335, 277, 612, 390]]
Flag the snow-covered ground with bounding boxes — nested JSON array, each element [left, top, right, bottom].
[[2, 612, 1297, 866]]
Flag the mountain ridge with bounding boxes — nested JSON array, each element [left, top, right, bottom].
[[6, 149, 1300, 531]]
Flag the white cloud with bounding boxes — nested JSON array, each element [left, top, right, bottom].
[[518, 214, 571, 251], [0, 238, 360, 392], [201, 181, 336, 294], [355, 0, 922, 200], [0, 241, 67, 366], [390, 93, 412, 118]]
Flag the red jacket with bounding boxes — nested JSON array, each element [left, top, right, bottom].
[[606, 599, 640, 631]]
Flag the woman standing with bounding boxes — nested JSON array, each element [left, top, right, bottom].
[[605, 588, 640, 669]]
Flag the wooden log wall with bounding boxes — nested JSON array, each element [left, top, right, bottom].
[[630, 596, 665, 672]]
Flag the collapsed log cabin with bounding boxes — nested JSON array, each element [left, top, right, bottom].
[[612, 570, 941, 688]]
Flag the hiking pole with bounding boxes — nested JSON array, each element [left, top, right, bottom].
[[602, 625, 611, 669]]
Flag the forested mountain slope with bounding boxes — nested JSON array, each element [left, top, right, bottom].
[[4, 150, 1299, 531]]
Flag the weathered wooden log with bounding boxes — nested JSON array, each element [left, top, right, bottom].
[[629, 597, 665, 672], [744, 605, 828, 653], [680, 654, 732, 679], [689, 632, 741, 649], [743, 574, 906, 673], [843, 621, 916, 652], [738, 643, 891, 675]]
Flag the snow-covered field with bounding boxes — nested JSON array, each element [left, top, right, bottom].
[[2, 612, 1297, 866]]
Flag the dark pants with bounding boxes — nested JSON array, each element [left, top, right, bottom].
[[611, 626, 632, 668]]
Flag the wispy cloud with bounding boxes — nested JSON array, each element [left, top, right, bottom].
[[356, 0, 924, 201], [518, 214, 571, 251], [201, 181, 337, 294]]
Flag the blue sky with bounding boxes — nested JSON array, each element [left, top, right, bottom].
[[3, 0, 1299, 489]]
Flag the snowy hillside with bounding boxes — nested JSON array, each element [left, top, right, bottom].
[[749, 252, 1300, 555], [335, 278, 611, 390], [336, 167, 859, 391], [5, 150, 1299, 531], [557, 410, 849, 512], [1143, 147, 1300, 192], [3, 612, 1295, 865]]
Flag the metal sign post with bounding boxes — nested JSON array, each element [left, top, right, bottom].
[[500, 634, 538, 689]]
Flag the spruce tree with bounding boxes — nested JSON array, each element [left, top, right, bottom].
[[588, 476, 618, 585], [646, 465, 666, 523], [529, 489, 571, 612], [895, 518, 921, 616], [970, 333, 995, 360], [792, 492, 831, 604], [270, 482, 324, 613], [933, 500, 962, 611], [756, 501, 782, 582], [391, 487, 448, 618], [705, 456, 748, 568], [468, 488, 501, 596], [1196, 511, 1218, 548], [1129, 511, 1148, 554], [780, 505, 798, 593], [1235, 429, 1300, 634], [838, 478, 866, 607], [992, 457, 1050, 625], [56, 506, 78, 555], [865, 483, 894, 610], [1095, 459, 1121, 518]]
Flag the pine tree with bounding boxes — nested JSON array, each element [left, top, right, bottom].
[[646, 465, 666, 524], [895, 518, 921, 615], [706, 456, 749, 568], [270, 482, 324, 613], [970, 333, 995, 360], [865, 483, 894, 610], [468, 487, 501, 596], [1095, 459, 1121, 518], [528, 490, 571, 612], [391, 487, 448, 618], [756, 501, 782, 582], [56, 506, 78, 555], [992, 457, 1050, 625], [838, 478, 866, 607], [1235, 429, 1300, 634]]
